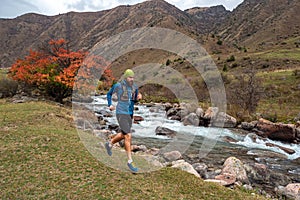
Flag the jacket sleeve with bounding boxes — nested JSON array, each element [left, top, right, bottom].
[[133, 88, 139, 103], [107, 83, 118, 106]]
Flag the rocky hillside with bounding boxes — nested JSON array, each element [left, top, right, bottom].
[[185, 5, 230, 33], [0, 0, 299, 68], [218, 0, 300, 50], [0, 0, 200, 67]]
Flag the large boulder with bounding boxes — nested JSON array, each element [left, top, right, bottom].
[[195, 107, 204, 118], [282, 183, 300, 199], [203, 107, 219, 120], [171, 160, 200, 178], [192, 163, 208, 178], [166, 107, 179, 118], [244, 163, 291, 187], [214, 173, 236, 186], [202, 107, 219, 126], [182, 113, 200, 126], [212, 112, 237, 128], [177, 108, 190, 119], [220, 157, 249, 184], [241, 121, 258, 131], [162, 151, 182, 162], [256, 118, 297, 142]]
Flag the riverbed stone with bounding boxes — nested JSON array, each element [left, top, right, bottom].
[[163, 151, 182, 162], [265, 142, 295, 154], [195, 107, 204, 118], [133, 115, 144, 123], [212, 112, 237, 128], [203, 107, 219, 120], [215, 172, 237, 186], [171, 160, 200, 178], [177, 108, 190, 119], [241, 121, 257, 131], [221, 157, 249, 184], [166, 107, 179, 118], [182, 113, 199, 126], [284, 183, 300, 199], [192, 163, 208, 178], [256, 118, 297, 142], [244, 162, 291, 188], [155, 126, 177, 138]]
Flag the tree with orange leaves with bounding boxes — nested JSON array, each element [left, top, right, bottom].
[[9, 39, 114, 102]]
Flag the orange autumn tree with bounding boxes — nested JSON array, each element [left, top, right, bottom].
[[9, 39, 114, 102]]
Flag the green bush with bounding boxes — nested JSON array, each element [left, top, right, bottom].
[[226, 55, 235, 62], [0, 77, 18, 98], [166, 59, 171, 66], [217, 39, 223, 45], [293, 69, 300, 78]]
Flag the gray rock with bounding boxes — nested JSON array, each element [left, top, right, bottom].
[[182, 113, 199, 126], [155, 126, 177, 138], [163, 151, 182, 162]]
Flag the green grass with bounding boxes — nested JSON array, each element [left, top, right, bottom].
[[0, 68, 8, 79], [256, 69, 300, 122], [251, 48, 300, 60], [0, 100, 268, 199]]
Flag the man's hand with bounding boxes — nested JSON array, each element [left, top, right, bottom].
[[137, 93, 142, 100], [109, 105, 115, 111]]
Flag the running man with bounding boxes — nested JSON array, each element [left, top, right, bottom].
[[105, 69, 142, 172]]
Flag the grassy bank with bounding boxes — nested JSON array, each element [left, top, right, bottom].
[[0, 100, 268, 199], [257, 69, 300, 123]]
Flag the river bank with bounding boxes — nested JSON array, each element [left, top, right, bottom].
[[87, 95, 300, 199]]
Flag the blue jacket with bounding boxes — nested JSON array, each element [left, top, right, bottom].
[[107, 80, 138, 115]]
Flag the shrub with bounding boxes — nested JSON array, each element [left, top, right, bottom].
[[217, 39, 223, 45], [0, 77, 18, 98], [227, 68, 263, 115], [166, 59, 171, 66], [293, 69, 300, 78], [226, 55, 235, 62]]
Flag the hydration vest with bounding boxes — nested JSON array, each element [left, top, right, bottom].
[[120, 80, 137, 102]]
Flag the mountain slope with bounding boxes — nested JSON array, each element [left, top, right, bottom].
[[218, 0, 300, 50], [0, 0, 299, 68], [0, 0, 200, 67], [186, 5, 230, 33]]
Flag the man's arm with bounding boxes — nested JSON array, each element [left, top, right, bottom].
[[133, 88, 142, 103], [107, 84, 117, 107]]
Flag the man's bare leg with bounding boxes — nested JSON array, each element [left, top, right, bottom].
[[124, 133, 132, 161], [111, 133, 125, 144]]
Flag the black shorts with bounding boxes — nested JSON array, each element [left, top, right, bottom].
[[116, 114, 133, 134]]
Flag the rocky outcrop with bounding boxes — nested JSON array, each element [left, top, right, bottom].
[[240, 118, 300, 143], [256, 118, 298, 143]]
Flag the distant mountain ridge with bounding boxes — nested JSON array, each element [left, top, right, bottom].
[[0, 0, 299, 67]]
